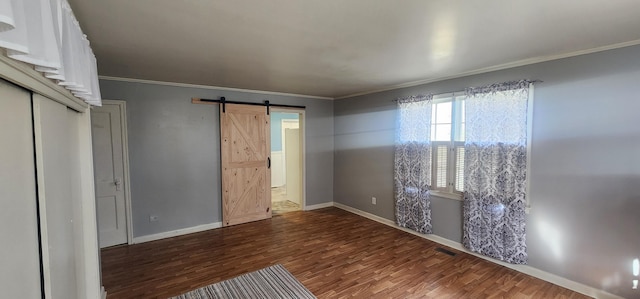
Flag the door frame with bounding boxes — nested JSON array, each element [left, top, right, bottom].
[[96, 100, 134, 245], [271, 107, 306, 211]]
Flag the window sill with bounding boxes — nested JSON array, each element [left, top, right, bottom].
[[429, 191, 463, 201]]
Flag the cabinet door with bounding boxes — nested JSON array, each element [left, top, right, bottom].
[[0, 80, 42, 299], [33, 94, 80, 299]]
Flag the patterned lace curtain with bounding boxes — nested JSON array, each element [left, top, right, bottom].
[[394, 95, 433, 234], [463, 80, 531, 264]]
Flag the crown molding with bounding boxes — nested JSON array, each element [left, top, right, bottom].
[[335, 39, 640, 99], [100, 40, 640, 101], [98, 76, 334, 100]]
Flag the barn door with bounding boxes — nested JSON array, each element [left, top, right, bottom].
[[220, 103, 271, 226]]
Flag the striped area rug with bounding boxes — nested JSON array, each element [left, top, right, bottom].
[[170, 264, 316, 299]]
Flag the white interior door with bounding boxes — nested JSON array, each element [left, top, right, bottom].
[[284, 128, 302, 205], [91, 103, 128, 248]]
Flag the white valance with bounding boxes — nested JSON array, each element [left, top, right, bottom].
[[0, 0, 101, 106]]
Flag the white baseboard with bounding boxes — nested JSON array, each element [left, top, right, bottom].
[[132, 222, 222, 244], [100, 286, 106, 299], [332, 202, 623, 299], [304, 202, 334, 211], [130, 203, 336, 244]]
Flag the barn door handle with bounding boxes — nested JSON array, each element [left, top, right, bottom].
[[267, 157, 271, 169]]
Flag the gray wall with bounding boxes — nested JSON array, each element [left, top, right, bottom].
[[99, 80, 334, 238], [334, 45, 640, 298]]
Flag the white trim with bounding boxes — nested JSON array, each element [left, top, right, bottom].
[[335, 39, 640, 99], [300, 111, 306, 212], [0, 55, 87, 111], [132, 222, 222, 244], [333, 203, 395, 225], [101, 287, 107, 299], [299, 111, 307, 212], [99, 76, 334, 100], [332, 202, 624, 299], [304, 202, 334, 211], [77, 109, 104, 299], [99, 100, 135, 244]]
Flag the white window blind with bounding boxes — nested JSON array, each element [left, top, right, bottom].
[[454, 145, 465, 192], [434, 143, 449, 190]]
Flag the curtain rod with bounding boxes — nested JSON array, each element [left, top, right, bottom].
[[192, 97, 305, 114], [391, 80, 543, 102]]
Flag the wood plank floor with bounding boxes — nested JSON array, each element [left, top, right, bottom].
[[101, 207, 591, 299]]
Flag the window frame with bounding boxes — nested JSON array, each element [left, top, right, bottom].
[[428, 93, 466, 201], [424, 85, 534, 211]]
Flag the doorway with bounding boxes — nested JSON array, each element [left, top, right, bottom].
[[270, 109, 305, 215]]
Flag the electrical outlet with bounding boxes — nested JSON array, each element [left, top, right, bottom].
[[149, 215, 159, 222], [371, 197, 377, 205]]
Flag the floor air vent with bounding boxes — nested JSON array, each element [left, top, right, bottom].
[[435, 247, 456, 256]]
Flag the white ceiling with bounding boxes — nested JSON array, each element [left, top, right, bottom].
[[69, 0, 640, 99]]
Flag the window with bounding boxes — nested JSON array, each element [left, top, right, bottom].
[[429, 94, 465, 197]]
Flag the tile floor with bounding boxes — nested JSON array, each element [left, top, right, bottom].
[[272, 186, 301, 215]]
